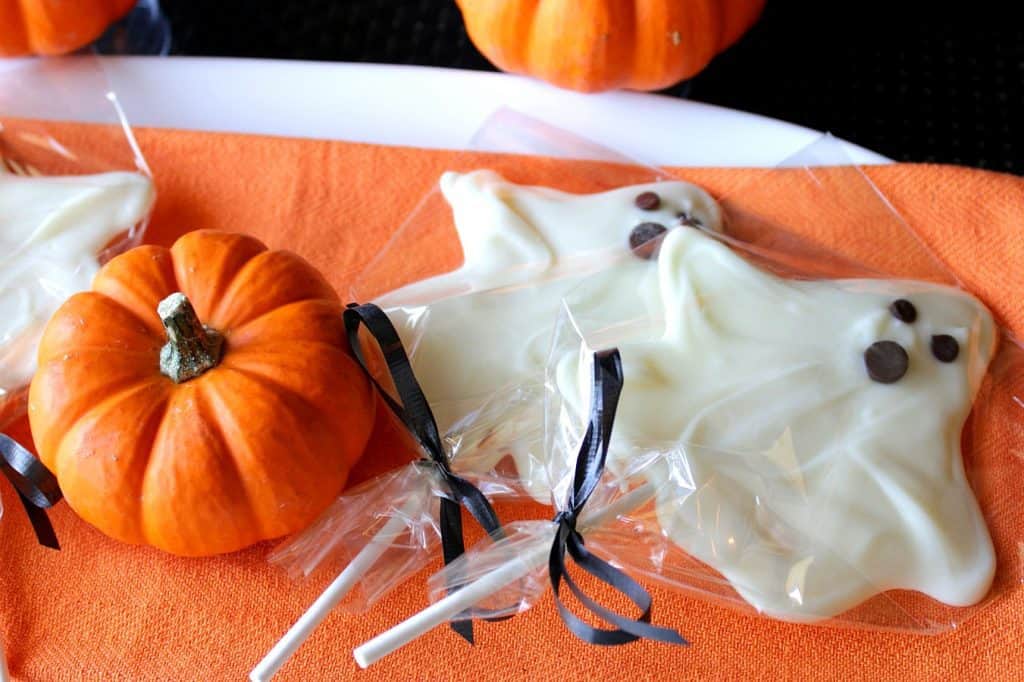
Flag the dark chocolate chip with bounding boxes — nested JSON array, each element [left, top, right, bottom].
[[889, 299, 918, 323], [634, 191, 661, 211], [629, 222, 668, 259], [864, 340, 909, 384], [931, 334, 960, 362], [676, 211, 702, 227]]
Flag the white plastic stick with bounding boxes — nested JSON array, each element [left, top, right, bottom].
[[353, 482, 657, 668], [250, 493, 427, 681], [1, 637, 10, 682]]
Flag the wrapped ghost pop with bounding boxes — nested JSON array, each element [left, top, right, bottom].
[[353, 349, 686, 668], [544, 227, 1001, 624], [258, 136, 725, 679], [535, 157, 1024, 631], [258, 154, 741, 672], [0, 55, 155, 427]]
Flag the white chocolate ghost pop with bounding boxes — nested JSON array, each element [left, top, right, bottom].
[[0, 169, 154, 393], [381, 169, 997, 621], [551, 210, 998, 621], [380, 171, 721, 492]]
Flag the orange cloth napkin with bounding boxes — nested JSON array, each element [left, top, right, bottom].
[[1, 122, 1023, 681]]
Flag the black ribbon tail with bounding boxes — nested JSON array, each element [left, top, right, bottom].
[[1, 433, 62, 550], [17, 490, 60, 550], [344, 303, 509, 644], [439, 498, 467, 572], [439, 496, 474, 644], [561, 530, 686, 645], [548, 349, 688, 647]]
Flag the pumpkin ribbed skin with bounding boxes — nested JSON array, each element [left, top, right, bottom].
[[0, 0, 135, 56], [28, 231, 376, 556], [456, 0, 765, 93]]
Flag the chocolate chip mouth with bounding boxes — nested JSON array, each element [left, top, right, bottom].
[[628, 222, 668, 259], [864, 340, 909, 384]]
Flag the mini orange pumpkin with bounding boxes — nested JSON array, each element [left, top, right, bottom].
[[28, 230, 376, 556], [0, 0, 135, 56], [456, 0, 766, 93]]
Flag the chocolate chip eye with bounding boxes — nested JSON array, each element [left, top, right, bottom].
[[864, 340, 909, 384], [634, 191, 661, 211], [677, 211, 702, 228], [931, 334, 959, 362], [889, 299, 917, 323], [628, 222, 668, 259]]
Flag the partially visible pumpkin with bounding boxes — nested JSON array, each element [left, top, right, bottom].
[[456, 0, 765, 93], [28, 230, 376, 556], [0, 0, 135, 56]]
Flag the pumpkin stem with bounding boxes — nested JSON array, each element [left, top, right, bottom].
[[157, 293, 225, 383]]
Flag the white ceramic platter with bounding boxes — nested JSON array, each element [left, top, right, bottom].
[[1, 56, 888, 167]]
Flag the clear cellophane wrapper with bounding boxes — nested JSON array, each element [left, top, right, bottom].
[[532, 136, 1024, 634], [421, 464, 674, 623], [0, 55, 154, 428], [420, 350, 672, 624], [267, 384, 528, 612]]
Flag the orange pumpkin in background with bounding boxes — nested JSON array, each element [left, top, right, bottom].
[[0, 0, 135, 56], [456, 0, 766, 93], [28, 230, 376, 557]]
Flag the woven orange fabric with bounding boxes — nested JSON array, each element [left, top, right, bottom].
[[1, 123, 1023, 681]]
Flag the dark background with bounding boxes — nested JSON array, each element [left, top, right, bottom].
[[160, 1, 1021, 174]]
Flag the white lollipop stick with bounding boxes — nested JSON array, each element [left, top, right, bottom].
[[250, 492, 427, 681], [353, 481, 656, 669]]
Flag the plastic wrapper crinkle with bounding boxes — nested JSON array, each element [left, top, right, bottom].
[[0, 56, 155, 428], [418, 350, 672, 630]]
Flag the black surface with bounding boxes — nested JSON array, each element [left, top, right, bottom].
[[160, 1, 1022, 174]]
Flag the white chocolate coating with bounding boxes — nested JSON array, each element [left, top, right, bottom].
[[0, 170, 155, 393], [380, 171, 721, 497], [381, 169, 997, 621], [554, 226, 996, 620]]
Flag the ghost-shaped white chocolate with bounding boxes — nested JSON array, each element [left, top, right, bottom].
[[382, 170, 721, 482], [0, 169, 154, 393], [551, 216, 997, 621]]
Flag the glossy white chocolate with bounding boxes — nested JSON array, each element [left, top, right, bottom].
[[554, 226, 997, 620], [380, 170, 721, 451], [0, 170, 155, 393]]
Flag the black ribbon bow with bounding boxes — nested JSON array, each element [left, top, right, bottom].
[[548, 349, 687, 646], [343, 302, 503, 644], [0, 433, 62, 549]]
